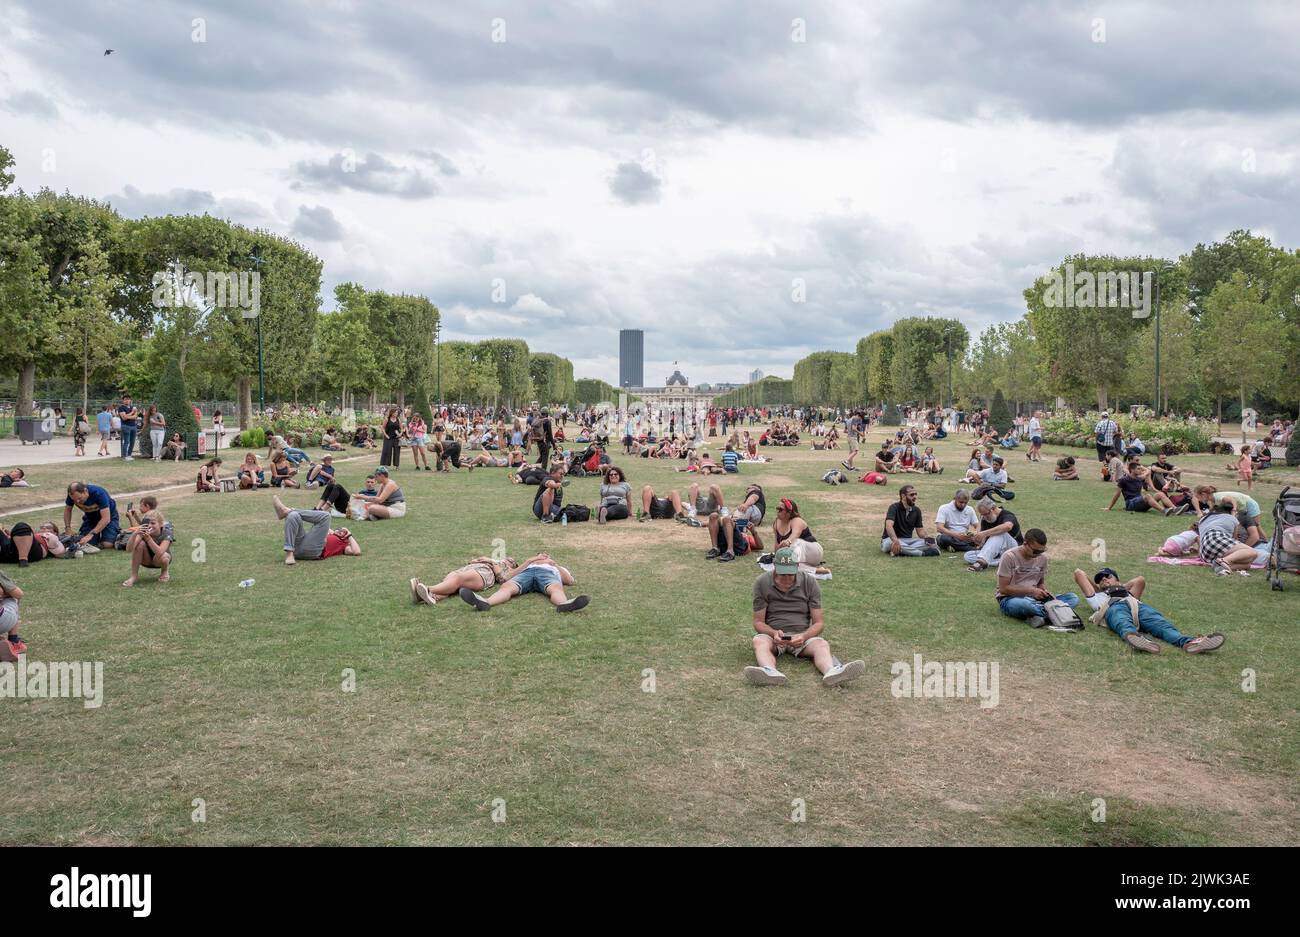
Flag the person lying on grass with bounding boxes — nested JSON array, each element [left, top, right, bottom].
[[0, 468, 29, 488], [354, 466, 406, 519], [457, 553, 590, 613], [122, 511, 173, 587], [744, 546, 864, 688], [410, 555, 519, 606], [881, 484, 939, 557], [314, 480, 351, 517], [273, 495, 360, 565], [0, 569, 26, 662], [993, 528, 1080, 628], [0, 523, 52, 566], [1107, 459, 1177, 514], [1073, 567, 1225, 654]]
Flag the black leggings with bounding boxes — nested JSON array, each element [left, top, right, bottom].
[[602, 503, 630, 520]]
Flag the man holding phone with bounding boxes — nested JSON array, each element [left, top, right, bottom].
[[744, 547, 864, 687]]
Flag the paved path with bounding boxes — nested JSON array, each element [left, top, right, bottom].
[[0, 430, 234, 468]]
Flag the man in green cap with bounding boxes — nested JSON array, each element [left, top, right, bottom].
[[745, 547, 865, 687]]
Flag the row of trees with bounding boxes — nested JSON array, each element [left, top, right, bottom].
[[0, 144, 602, 425], [721, 231, 1299, 421], [713, 375, 794, 407]]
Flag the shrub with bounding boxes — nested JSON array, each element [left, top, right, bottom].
[[989, 390, 1012, 432], [1040, 411, 1213, 453], [1288, 430, 1300, 467], [880, 403, 901, 426], [236, 427, 267, 449], [154, 358, 200, 437]]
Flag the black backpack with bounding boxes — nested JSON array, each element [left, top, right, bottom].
[[560, 504, 591, 522]]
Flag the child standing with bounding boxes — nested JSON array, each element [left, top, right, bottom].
[[1233, 448, 1254, 491]]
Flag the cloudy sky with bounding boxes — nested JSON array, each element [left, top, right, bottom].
[[3, 0, 1298, 386]]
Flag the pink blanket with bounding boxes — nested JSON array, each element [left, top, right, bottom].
[[1147, 555, 1269, 570]]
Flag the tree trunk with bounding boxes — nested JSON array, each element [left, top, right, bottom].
[[1096, 385, 1109, 412], [1240, 386, 1248, 444], [397, 389, 405, 408], [1216, 396, 1222, 435], [238, 377, 252, 431], [17, 362, 36, 419]]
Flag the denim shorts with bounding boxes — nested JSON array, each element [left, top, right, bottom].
[[512, 565, 561, 594]]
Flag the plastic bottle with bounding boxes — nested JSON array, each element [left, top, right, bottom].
[[560, 513, 568, 528], [239, 579, 256, 588]]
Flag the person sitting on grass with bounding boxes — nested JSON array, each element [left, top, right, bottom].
[[119, 496, 171, 552], [1072, 567, 1225, 654], [934, 489, 979, 553], [0, 570, 26, 662], [0, 468, 30, 488], [534, 465, 568, 523], [272, 495, 360, 564], [743, 546, 865, 688], [269, 451, 300, 489], [121, 510, 173, 587], [597, 466, 632, 524], [637, 484, 688, 521], [62, 481, 120, 553], [1106, 459, 1176, 514], [352, 425, 376, 449], [881, 484, 939, 557], [704, 498, 761, 563], [965, 498, 1021, 571], [919, 446, 942, 474], [238, 453, 267, 489], [457, 553, 590, 613], [993, 528, 1079, 628], [409, 555, 519, 606], [355, 465, 406, 519], [160, 431, 186, 461], [314, 479, 352, 518], [964, 453, 1008, 486], [764, 497, 821, 569], [1052, 455, 1079, 480], [304, 455, 336, 488], [321, 427, 345, 451], [1195, 501, 1259, 576], [196, 457, 223, 492], [722, 443, 740, 473], [874, 443, 898, 473]]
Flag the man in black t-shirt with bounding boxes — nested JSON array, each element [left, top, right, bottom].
[[880, 484, 938, 556], [1107, 460, 1176, 514]]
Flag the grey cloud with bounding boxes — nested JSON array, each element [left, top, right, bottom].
[[291, 204, 345, 242], [290, 152, 437, 198], [413, 150, 460, 176], [103, 185, 277, 227], [609, 161, 662, 205], [3, 90, 59, 118]]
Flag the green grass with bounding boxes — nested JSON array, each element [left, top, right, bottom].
[[1, 434, 1298, 845]]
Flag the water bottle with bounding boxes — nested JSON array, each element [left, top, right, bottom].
[[560, 513, 568, 528], [239, 579, 255, 588]]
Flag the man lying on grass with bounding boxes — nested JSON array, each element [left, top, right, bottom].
[[273, 495, 361, 564], [745, 547, 864, 688], [457, 553, 590, 612], [1072, 567, 1226, 654]]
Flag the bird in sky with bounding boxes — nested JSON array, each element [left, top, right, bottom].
[[104, 49, 114, 56]]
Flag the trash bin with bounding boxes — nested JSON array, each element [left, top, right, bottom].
[[15, 416, 53, 445]]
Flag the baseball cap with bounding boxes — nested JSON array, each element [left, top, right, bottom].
[[1093, 567, 1119, 584], [773, 546, 799, 573], [375, 466, 389, 476]]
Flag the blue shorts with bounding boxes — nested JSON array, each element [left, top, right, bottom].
[[533, 498, 561, 520], [1031, 436, 1042, 446], [1124, 496, 1150, 512], [512, 565, 561, 594]]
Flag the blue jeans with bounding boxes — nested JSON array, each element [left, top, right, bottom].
[[998, 592, 1079, 621], [1105, 601, 1189, 647], [79, 514, 121, 547], [283, 447, 310, 465], [120, 426, 137, 457], [512, 565, 561, 594]]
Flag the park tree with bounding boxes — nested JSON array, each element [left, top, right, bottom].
[[827, 351, 859, 407], [888, 317, 967, 405], [154, 356, 200, 437], [442, 341, 501, 403], [989, 389, 1012, 431], [45, 236, 123, 413], [1024, 253, 1169, 410], [1198, 270, 1287, 434], [477, 339, 531, 408], [792, 351, 836, 405], [315, 288, 376, 412], [1182, 230, 1287, 317], [860, 330, 893, 403]]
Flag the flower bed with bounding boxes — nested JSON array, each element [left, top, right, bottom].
[[1041, 412, 1215, 453]]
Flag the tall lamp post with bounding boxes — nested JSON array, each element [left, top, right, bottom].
[[249, 246, 266, 416], [1152, 261, 1175, 415], [432, 319, 442, 411]]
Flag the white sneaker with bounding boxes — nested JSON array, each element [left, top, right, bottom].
[[822, 659, 865, 687], [744, 665, 787, 686], [79, 544, 101, 554], [123, 456, 134, 461]]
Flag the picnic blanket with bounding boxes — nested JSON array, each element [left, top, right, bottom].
[[1147, 555, 1268, 570]]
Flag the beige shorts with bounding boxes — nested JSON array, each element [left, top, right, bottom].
[[462, 562, 495, 591], [382, 501, 407, 518], [788, 540, 824, 567], [754, 632, 827, 657]]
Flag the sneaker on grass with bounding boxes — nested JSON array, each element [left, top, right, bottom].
[[414, 581, 438, 606], [1123, 632, 1161, 653], [79, 543, 100, 554], [458, 587, 490, 611], [717, 550, 736, 562], [822, 659, 865, 687], [744, 665, 787, 686], [1184, 632, 1226, 654], [556, 595, 590, 613], [705, 548, 721, 559]]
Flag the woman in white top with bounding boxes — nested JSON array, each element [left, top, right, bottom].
[[212, 409, 225, 451], [147, 405, 167, 461]]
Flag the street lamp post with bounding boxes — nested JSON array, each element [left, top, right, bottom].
[[250, 247, 266, 416], [1153, 268, 1161, 415], [432, 320, 441, 410]]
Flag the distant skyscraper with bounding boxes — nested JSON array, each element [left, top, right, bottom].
[[749, 369, 764, 383], [619, 329, 644, 388]]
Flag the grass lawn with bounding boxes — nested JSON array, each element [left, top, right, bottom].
[[1, 433, 1298, 845]]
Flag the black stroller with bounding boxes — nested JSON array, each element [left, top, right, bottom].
[[1267, 485, 1300, 591]]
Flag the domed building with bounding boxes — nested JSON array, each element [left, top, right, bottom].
[[666, 369, 689, 387], [628, 364, 716, 418]]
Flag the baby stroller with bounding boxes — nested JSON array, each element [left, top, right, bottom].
[[1268, 486, 1300, 591]]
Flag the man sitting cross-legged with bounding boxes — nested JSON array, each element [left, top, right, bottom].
[[880, 484, 939, 556], [934, 488, 979, 553], [744, 547, 865, 687], [272, 495, 360, 565], [458, 553, 590, 613], [964, 498, 1022, 571], [1072, 567, 1226, 654], [993, 528, 1080, 628]]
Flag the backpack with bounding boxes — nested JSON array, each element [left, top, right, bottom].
[[822, 470, 847, 485], [560, 504, 590, 522], [1042, 599, 1084, 632]]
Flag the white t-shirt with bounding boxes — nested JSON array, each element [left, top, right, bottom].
[[1028, 417, 1041, 436], [979, 467, 1008, 485], [935, 502, 978, 533], [1084, 592, 1106, 611]]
